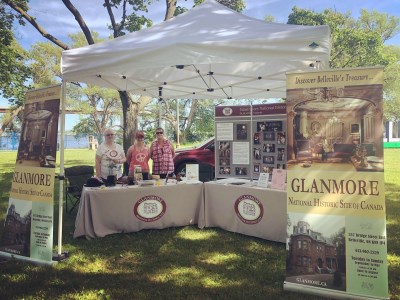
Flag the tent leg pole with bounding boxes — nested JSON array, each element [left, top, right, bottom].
[[57, 80, 67, 259]]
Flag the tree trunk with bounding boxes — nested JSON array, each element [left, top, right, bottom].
[[119, 91, 137, 153], [164, 0, 177, 21], [0, 106, 23, 135], [181, 99, 198, 143]]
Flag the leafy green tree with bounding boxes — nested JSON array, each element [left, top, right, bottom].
[[0, 4, 31, 106], [287, 7, 399, 68], [288, 7, 400, 125], [3, 0, 247, 149]]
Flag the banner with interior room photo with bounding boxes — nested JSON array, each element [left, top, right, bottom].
[[0, 85, 61, 265], [284, 67, 388, 300]]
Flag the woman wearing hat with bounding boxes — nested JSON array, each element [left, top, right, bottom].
[[126, 131, 150, 180]]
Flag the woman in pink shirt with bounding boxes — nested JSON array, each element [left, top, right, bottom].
[[126, 131, 150, 180]]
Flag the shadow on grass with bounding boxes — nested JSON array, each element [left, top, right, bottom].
[[1, 171, 399, 299]]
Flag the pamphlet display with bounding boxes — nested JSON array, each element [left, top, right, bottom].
[[215, 104, 287, 179], [186, 164, 199, 183], [270, 169, 286, 190]]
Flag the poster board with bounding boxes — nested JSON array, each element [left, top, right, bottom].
[[0, 85, 61, 264], [215, 104, 287, 180], [284, 67, 388, 300]]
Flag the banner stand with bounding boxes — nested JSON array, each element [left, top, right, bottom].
[[284, 282, 388, 300], [57, 80, 67, 260], [0, 252, 57, 266]]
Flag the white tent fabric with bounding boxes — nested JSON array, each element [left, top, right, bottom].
[[61, 0, 330, 99]]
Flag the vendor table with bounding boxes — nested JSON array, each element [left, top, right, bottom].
[[74, 182, 204, 239], [200, 180, 286, 243]]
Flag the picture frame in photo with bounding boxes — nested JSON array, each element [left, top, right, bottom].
[[253, 148, 261, 160], [236, 124, 248, 140], [351, 123, 360, 134], [254, 132, 260, 144], [235, 167, 247, 175], [263, 131, 275, 141], [219, 166, 231, 175], [277, 132, 286, 144], [263, 155, 275, 164], [265, 121, 283, 132], [257, 122, 266, 132]]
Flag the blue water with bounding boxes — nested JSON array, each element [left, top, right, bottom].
[[0, 133, 100, 151]]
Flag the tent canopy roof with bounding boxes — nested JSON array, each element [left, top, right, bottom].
[[61, 0, 330, 99]]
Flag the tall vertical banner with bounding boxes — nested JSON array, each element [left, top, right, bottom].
[[0, 85, 61, 264], [284, 68, 388, 299]]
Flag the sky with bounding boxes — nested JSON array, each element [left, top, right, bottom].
[[2, 0, 400, 130]]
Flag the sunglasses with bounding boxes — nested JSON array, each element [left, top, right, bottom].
[[156, 132, 164, 134], [105, 133, 115, 137]]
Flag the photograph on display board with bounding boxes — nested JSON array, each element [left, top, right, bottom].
[[263, 131, 275, 141], [220, 158, 230, 166], [263, 143, 275, 153], [265, 121, 283, 132], [285, 212, 346, 292], [254, 132, 260, 144], [263, 155, 275, 164], [219, 141, 230, 157], [219, 166, 231, 175], [235, 167, 247, 175], [0, 199, 32, 256], [236, 124, 248, 140], [16, 99, 60, 168], [254, 164, 260, 173], [277, 163, 282, 169], [257, 121, 266, 132], [277, 132, 286, 144], [261, 165, 269, 173], [277, 148, 285, 161], [253, 147, 261, 160]]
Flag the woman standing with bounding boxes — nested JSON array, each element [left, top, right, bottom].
[[150, 128, 175, 179], [95, 128, 126, 181], [126, 131, 150, 180]]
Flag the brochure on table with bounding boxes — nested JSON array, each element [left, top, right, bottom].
[[215, 104, 287, 180]]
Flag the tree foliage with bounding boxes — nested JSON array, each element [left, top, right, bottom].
[[0, 3, 31, 106], [287, 7, 399, 69], [194, 0, 245, 12]]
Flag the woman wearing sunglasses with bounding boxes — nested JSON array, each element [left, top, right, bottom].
[[95, 128, 126, 181], [149, 128, 175, 179]]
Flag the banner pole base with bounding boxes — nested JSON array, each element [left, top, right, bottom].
[[52, 251, 69, 262]]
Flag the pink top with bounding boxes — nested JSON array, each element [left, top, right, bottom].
[[127, 145, 150, 172]]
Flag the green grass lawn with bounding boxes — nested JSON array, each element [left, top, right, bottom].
[[0, 149, 399, 300]]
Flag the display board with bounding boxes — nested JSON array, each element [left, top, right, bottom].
[[284, 67, 388, 300], [215, 104, 286, 179], [0, 85, 61, 265]]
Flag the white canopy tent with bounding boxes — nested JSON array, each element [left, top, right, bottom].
[[61, 0, 331, 100], [56, 0, 331, 256]]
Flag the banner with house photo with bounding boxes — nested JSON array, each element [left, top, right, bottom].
[[0, 85, 61, 264], [284, 67, 388, 300]]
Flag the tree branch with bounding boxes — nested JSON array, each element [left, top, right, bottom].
[[61, 0, 95, 45], [164, 0, 177, 21], [3, 0, 69, 50]]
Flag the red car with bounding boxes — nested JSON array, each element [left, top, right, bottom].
[[173, 137, 215, 182]]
